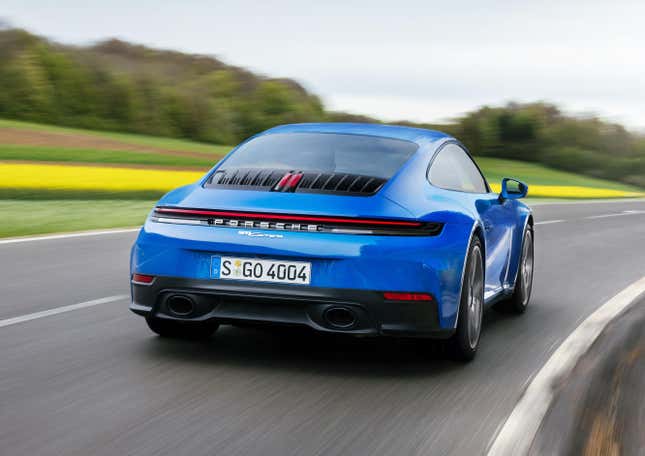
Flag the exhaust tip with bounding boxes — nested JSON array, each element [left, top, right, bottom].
[[166, 295, 195, 316], [323, 307, 357, 329]]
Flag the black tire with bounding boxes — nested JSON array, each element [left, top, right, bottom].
[[447, 236, 484, 362], [145, 317, 219, 340], [495, 227, 534, 314]]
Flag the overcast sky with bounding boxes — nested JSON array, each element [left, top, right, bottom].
[[3, 0, 644, 128]]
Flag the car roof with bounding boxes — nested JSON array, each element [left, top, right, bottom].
[[262, 123, 452, 146]]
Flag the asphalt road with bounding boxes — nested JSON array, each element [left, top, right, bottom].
[[1, 200, 644, 456]]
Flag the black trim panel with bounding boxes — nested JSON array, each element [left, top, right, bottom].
[[130, 276, 452, 338]]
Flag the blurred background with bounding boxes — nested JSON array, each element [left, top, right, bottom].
[[1, 0, 644, 237]]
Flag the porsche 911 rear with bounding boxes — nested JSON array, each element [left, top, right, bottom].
[[130, 126, 471, 338]]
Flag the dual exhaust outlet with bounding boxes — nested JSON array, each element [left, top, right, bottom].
[[166, 294, 358, 330]]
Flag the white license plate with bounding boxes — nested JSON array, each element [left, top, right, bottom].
[[211, 256, 311, 285]]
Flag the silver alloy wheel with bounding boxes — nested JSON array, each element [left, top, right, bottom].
[[520, 230, 534, 305], [466, 246, 484, 349]]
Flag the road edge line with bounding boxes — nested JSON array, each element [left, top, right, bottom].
[[528, 197, 645, 206], [0, 295, 129, 328], [486, 275, 645, 456], [0, 227, 141, 245]]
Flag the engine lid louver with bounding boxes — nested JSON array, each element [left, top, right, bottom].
[[204, 168, 386, 196]]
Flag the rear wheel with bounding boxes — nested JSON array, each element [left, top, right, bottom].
[[145, 317, 219, 340], [495, 227, 534, 313], [447, 237, 484, 362]]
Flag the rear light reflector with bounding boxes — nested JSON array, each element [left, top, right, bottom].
[[132, 273, 154, 284], [383, 292, 433, 301]]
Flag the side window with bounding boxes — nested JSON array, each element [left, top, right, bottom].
[[427, 144, 488, 193]]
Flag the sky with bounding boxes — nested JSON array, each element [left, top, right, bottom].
[[3, 0, 645, 129]]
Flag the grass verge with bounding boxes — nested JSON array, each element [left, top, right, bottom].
[[0, 200, 154, 238]]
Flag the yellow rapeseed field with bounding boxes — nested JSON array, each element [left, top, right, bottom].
[[488, 183, 643, 199], [0, 162, 642, 199], [0, 163, 204, 193]]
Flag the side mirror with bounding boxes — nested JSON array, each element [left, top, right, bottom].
[[500, 178, 528, 201]]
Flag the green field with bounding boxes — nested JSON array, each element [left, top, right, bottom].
[[0, 145, 216, 168], [0, 119, 231, 155], [476, 158, 642, 192], [1, 118, 642, 192], [1, 118, 643, 237]]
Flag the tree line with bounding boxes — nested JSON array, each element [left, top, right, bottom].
[[436, 103, 645, 187], [0, 28, 643, 187], [0, 29, 325, 145]]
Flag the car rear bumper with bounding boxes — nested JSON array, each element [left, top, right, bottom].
[[130, 276, 454, 338], [131, 219, 475, 329]]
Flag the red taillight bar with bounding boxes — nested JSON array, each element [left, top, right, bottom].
[[383, 292, 433, 301], [154, 207, 423, 228], [132, 273, 154, 284]]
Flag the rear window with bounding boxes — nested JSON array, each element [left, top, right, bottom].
[[220, 132, 418, 179]]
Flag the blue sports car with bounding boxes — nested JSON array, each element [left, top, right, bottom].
[[130, 123, 534, 360]]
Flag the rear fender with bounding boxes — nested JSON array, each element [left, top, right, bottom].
[[505, 206, 533, 291]]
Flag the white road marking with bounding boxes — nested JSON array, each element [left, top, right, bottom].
[[586, 210, 645, 219], [0, 227, 140, 245], [586, 213, 623, 219], [534, 220, 564, 226], [486, 275, 645, 456], [528, 198, 645, 206], [0, 295, 128, 328]]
